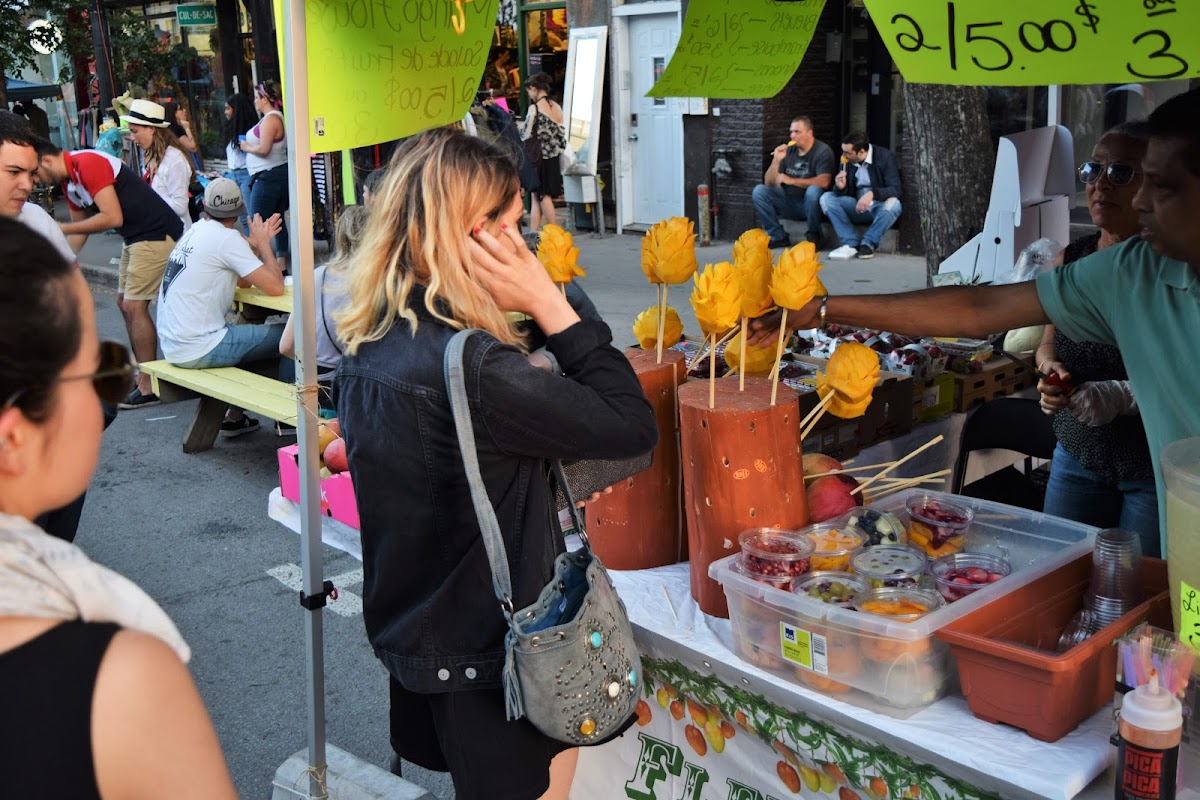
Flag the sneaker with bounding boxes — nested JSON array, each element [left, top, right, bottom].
[[804, 231, 823, 248], [857, 243, 876, 259], [767, 236, 791, 250], [220, 415, 260, 437], [275, 421, 297, 437], [828, 245, 858, 260], [118, 387, 160, 409]]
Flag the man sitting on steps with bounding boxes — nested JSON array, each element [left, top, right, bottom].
[[820, 130, 903, 260], [752, 116, 836, 250], [156, 177, 284, 437]]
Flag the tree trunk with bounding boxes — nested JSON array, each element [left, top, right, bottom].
[[902, 84, 994, 278], [0, 62, 8, 109]]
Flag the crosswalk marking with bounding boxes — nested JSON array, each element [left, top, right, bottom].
[[267, 564, 364, 617]]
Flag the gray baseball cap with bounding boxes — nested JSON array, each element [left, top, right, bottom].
[[203, 177, 246, 219]]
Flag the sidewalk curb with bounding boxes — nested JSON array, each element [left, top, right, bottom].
[[81, 261, 119, 292]]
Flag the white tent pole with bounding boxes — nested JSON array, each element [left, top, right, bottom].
[[280, 0, 328, 795]]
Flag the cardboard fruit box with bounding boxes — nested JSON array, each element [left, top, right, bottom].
[[277, 444, 360, 529]]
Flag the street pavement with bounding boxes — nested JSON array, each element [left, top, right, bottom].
[[74, 224, 929, 798]]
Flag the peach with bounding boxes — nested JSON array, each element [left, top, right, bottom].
[[806, 475, 862, 522], [802, 452, 843, 487]]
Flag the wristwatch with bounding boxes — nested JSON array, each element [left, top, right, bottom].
[[818, 295, 829, 332]]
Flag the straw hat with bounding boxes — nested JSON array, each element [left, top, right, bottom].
[[119, 99, 169, 128]]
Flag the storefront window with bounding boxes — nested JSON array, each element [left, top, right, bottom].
[[524, 7, 569, 97]]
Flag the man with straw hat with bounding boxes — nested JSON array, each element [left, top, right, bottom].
[[35, 101, 184, 409]]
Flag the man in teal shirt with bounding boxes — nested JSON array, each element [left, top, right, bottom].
[[750, 87, 1200, 556]]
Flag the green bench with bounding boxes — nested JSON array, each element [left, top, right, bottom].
[[139, 360, 298, 453]]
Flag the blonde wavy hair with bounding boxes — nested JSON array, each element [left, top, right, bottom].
[[327, 205, 370, 273], [142, 126, 195, 185], [337, 129, 523, 354]]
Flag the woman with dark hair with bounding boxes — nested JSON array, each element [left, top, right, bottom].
[[1036, 121, 1160, 552], [0, 219, 237, 797], [334, 129, 656, 799], [224, 93, 257, 230], [162, 100, 199, 157], [241, 80, 290, 259], [520, 72, 566, 231]]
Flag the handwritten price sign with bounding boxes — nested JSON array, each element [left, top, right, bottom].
[[276, 0, 498, 153], [1182, 580, 1200, 654], [862, 0, 1200, 86], [647, 0, 826, 99]]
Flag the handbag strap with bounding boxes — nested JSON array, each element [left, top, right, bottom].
[[444, 329, 589, 616]]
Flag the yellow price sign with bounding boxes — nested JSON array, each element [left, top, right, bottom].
[[647, 0, 827, 99], [1182, 580, 1200, 654], [274, 0, 498, 153], [862, 0, 1200, 86]]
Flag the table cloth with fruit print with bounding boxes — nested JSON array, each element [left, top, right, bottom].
[[569, 564, 1114, 800]]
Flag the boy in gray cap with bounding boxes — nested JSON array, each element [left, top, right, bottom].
[[156, 177, 286, 436]]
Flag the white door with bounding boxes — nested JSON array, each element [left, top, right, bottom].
[[628, 14, 683, 224]]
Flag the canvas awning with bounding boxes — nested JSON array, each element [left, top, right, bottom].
[[6, 78, 64, 102]]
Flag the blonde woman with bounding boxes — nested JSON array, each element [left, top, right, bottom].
[[334, 129, 656, 800], [121, 100, 195, 233]]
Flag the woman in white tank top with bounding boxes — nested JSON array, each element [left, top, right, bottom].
[[240, 81, 290, 258]]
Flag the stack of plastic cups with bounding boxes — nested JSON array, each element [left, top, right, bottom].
[[1083, 528, 1143, 634]]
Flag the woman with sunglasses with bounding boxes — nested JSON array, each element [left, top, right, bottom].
[[334, 129, 656, 800], [0, 220, 237, 797], [241, 80, 289, 260], [1035, 121, 1159, 553]]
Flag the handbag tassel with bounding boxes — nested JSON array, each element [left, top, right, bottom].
[[502, 644, 524, 721]]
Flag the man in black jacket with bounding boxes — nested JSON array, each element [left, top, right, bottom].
[[819, 131, 903, 260]]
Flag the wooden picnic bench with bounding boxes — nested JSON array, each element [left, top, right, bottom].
[[140, 360, 298, 453], [233, 285, 293, 314]]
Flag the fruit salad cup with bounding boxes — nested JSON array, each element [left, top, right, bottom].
[[850, 545, 928, 589], [929, 552, 1011, 602], [853, 586, 944, 661], [793, 571, 868, 606], [904, 495, 974, 557], [843, 507, 907, 546], [799, 523, 866, 571], [737, 528, 815, 591]]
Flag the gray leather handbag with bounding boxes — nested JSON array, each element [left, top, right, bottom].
[[444, 329, 642, 746]]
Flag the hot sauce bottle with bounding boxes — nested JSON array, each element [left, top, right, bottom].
[[1116, 671, 1182, 800]]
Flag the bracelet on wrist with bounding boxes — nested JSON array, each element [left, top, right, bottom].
[[818, 295, 829, 332]]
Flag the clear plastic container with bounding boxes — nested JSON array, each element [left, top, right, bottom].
[[851, 545, 928, 589], [799, 523, 865, 572], [737, 528, 814, 591], [843, 507, 907, 546], [792, 571, 868, 606], [711, 490, 1099, 712], [930, 552, 1012, 603], [905, 494, 974, 557]]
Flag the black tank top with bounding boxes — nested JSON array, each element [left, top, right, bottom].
[[0, 620, 119, 798]]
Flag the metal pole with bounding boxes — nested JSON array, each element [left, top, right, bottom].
[[281, 0, 327, 795], [697, 184, 710, 247], [1047, 85, 1062, 127]]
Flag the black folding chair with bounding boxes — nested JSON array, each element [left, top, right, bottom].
[[951, 398, 1057, 511]]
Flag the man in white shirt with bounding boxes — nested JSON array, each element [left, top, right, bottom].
[[0, 110, 75, 266], [158, 177, 285, 437]]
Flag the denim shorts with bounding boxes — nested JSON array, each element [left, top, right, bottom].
[[173, 322, 285, 369]]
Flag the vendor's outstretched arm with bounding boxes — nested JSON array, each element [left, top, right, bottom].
[[748, 282, 1049, 345]]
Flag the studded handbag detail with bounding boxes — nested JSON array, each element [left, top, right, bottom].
[[444, 329, 642, 745]]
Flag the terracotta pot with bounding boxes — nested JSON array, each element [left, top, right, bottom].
[[588, 349, 688, 569], [679, 377, 810, 617]]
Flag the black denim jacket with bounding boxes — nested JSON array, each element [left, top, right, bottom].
[[335, 298, 657, 693]]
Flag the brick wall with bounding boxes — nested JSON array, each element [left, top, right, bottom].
[[703, 1, 843, 239]]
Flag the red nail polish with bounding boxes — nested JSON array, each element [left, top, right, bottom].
[[500, 223, 508, 230], [472, 227, 480, 235]]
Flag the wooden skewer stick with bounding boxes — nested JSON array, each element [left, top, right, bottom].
[[739, 316, 747, 392], [868, 472, 950, 502], [798, 394, 834, 440], [769, 309, 789, 406], [686, 327, 738, 372], [851, 434, 944, 496], [708, 331, 716, 410], [875, 469, 951, 484], [560, 282, 567, 298], [804, 460, 898, 479], [656, 284, 669, 364]]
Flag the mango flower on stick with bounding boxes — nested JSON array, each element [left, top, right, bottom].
[[725, 330, 776, 378], [768, 241, 825, 405], [690, 262, 741, 408], [633, 305, 683, 351], [645, 217, 698, 363], [801, 341, 881, 439], [640, 230, 662, 286], [536, 224, 585, 290], [732, 228, 775, 390]]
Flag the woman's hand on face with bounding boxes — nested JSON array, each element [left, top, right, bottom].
[[1037, 361, 1072, 415], [468, 225, 548, 311]]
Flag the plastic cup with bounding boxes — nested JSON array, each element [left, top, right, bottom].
[[792, 570, 868, 606], [905, 495, 974, 557], [731, 557, 795, 591], [798, 523, 866, 572], [1088, 528, 1143, 605], [852, 586, 944, 621], [737, 528, 814, 590], [851, 545, 927, 589], [929, 552, 1012, 603], [842, 507, 907, 546], [1161, 438, 1200, 637]]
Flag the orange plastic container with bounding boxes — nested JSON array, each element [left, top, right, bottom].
[[936, 553, 1170, 742]]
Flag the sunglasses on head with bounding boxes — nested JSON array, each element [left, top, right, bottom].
[[2, 341, 135, 412], [1078, 161, 1140, 186]]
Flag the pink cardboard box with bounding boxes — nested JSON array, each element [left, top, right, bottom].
[[277, 444, 360, 529]]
